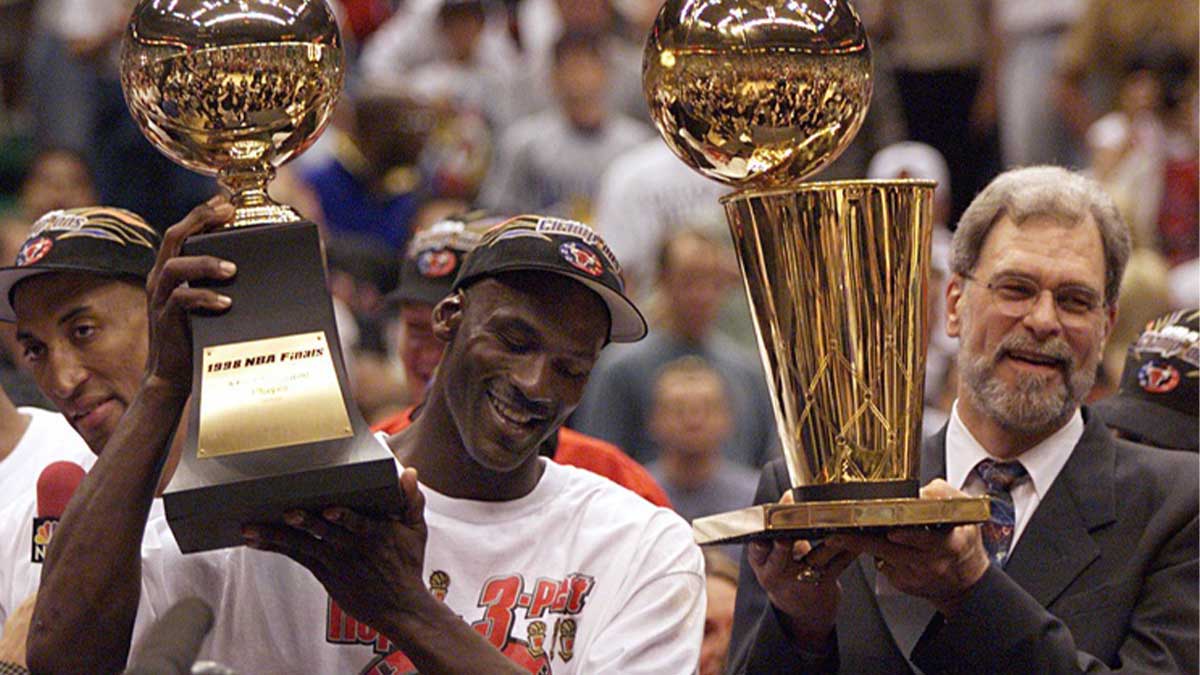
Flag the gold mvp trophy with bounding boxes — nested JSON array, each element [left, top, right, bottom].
[[121, 0, 401, 552], [643, 0, 989, 545]]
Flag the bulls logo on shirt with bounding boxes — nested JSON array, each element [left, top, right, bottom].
[[559, 242, 603, 277], [1138, 359, 1181, 394], [329, 570, 594, 674]]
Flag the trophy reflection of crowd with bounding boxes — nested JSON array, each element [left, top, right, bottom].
[[150, 47, 335, 139], [0, 0, 1195, 673]]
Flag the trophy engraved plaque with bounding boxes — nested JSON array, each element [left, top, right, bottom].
[[642, 0, 989, 545], [121, 0, 402, 552]]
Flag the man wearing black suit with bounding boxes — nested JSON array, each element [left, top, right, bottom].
[[727, 166, 1199, 674]]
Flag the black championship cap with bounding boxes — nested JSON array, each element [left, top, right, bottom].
[[387, 211, 505, 306], [0, 207, 160, 322], [452, 215, 647, 343], [1093, 309, 1199, 451]]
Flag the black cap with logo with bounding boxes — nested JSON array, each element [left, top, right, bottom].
[[1094, 309, 1199, 451], [0, 207, 160, 322], [452, 215, 647, 343], [387, 211, 504, 307]]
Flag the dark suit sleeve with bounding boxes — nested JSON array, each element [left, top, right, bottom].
[[725, 460, 840, 674], [913, 487, 1199, 674]]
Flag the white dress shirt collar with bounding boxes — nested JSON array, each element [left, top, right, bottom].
[[945, 400, 1083, 548]]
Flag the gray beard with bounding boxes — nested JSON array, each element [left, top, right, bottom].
[[959, 335, 1096, 437]]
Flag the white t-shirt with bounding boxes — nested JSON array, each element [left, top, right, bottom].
[[137, 457, 705, 674], [0, 498, 163, 633], [0, 407, 93, 507]]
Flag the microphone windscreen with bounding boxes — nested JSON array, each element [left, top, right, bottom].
[[124, 597, 215, 675], [36, 461, 86, 519]]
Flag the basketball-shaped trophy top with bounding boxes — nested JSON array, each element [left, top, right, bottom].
[[643, 0, 872, 188], [120, 0, 344, 180]]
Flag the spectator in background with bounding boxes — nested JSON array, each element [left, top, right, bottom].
[[300, 91, 436, 252], [1094, 308, 1198, 452], [1053, 0, 1197, 148], [479, 30, 649, 222], [20, 0, 214, 228], [382, 213, 494, 405], [574, 229, 778, 469], [323, 235, 406, 425], [646, 356, 758, 523], [15, 148, 96, 223], [1085, 49, 1187, 250], [1155, 71, 1198, 269], [375, 212, 673, 508], [603, 0, 659, 126], [701, 549, 739, 675], [512, 0, 644, 124], [872, 0, 1001, 226], [591, 137, 728, 296], [991, 0, 1084, 168], [377, 0, 532, 132], [359, 0, 531, 126]]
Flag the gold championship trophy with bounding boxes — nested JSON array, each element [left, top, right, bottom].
[[642, 0, 989, 544], [121, 0, 402, 552]]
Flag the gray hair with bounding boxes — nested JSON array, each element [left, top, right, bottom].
[[951, 166, 1131, 304]]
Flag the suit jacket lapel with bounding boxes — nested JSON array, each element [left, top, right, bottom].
[[1003, 410, 1115, 606], [869, 412, 1116, 660]]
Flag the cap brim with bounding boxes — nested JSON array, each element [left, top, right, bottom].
[[1093, 398, 1198, 451], [571, 274, 648, 343], [0, 264, 144, 323], [0, 266, 61, 322]]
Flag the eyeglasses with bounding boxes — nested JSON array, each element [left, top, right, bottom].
[[960, 272, 1105, 328]]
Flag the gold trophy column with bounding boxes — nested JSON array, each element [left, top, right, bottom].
[[642, 0, 989, 545]]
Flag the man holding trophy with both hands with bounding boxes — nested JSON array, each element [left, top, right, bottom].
[[19, 0, 1198, 674]]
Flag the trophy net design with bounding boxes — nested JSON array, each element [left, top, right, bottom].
[[643, 0, 988, 544]]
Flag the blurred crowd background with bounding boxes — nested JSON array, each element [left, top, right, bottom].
[[0, 0, 1195, 609]]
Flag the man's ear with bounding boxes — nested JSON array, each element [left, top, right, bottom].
[[432, 291, 465, 342], [945, 274, 965, 339], [1101, 300, 1119, 343]]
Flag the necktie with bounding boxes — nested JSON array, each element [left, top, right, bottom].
[[974, 459, 1029, 566]]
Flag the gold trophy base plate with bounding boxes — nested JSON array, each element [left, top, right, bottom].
[[693, 496, 991, 545]]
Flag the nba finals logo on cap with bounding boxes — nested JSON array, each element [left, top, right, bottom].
[[417, 249, 458, 278], [1138, 360, 1182, 394], [1131, 310, 1199, 396], [559, 241, 603, 277], [16, 236, 53, 266]]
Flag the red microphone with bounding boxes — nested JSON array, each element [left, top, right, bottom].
[[32, 461, 86, 563]]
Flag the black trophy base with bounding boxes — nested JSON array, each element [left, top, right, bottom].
[[165, 220, 402, 553]]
